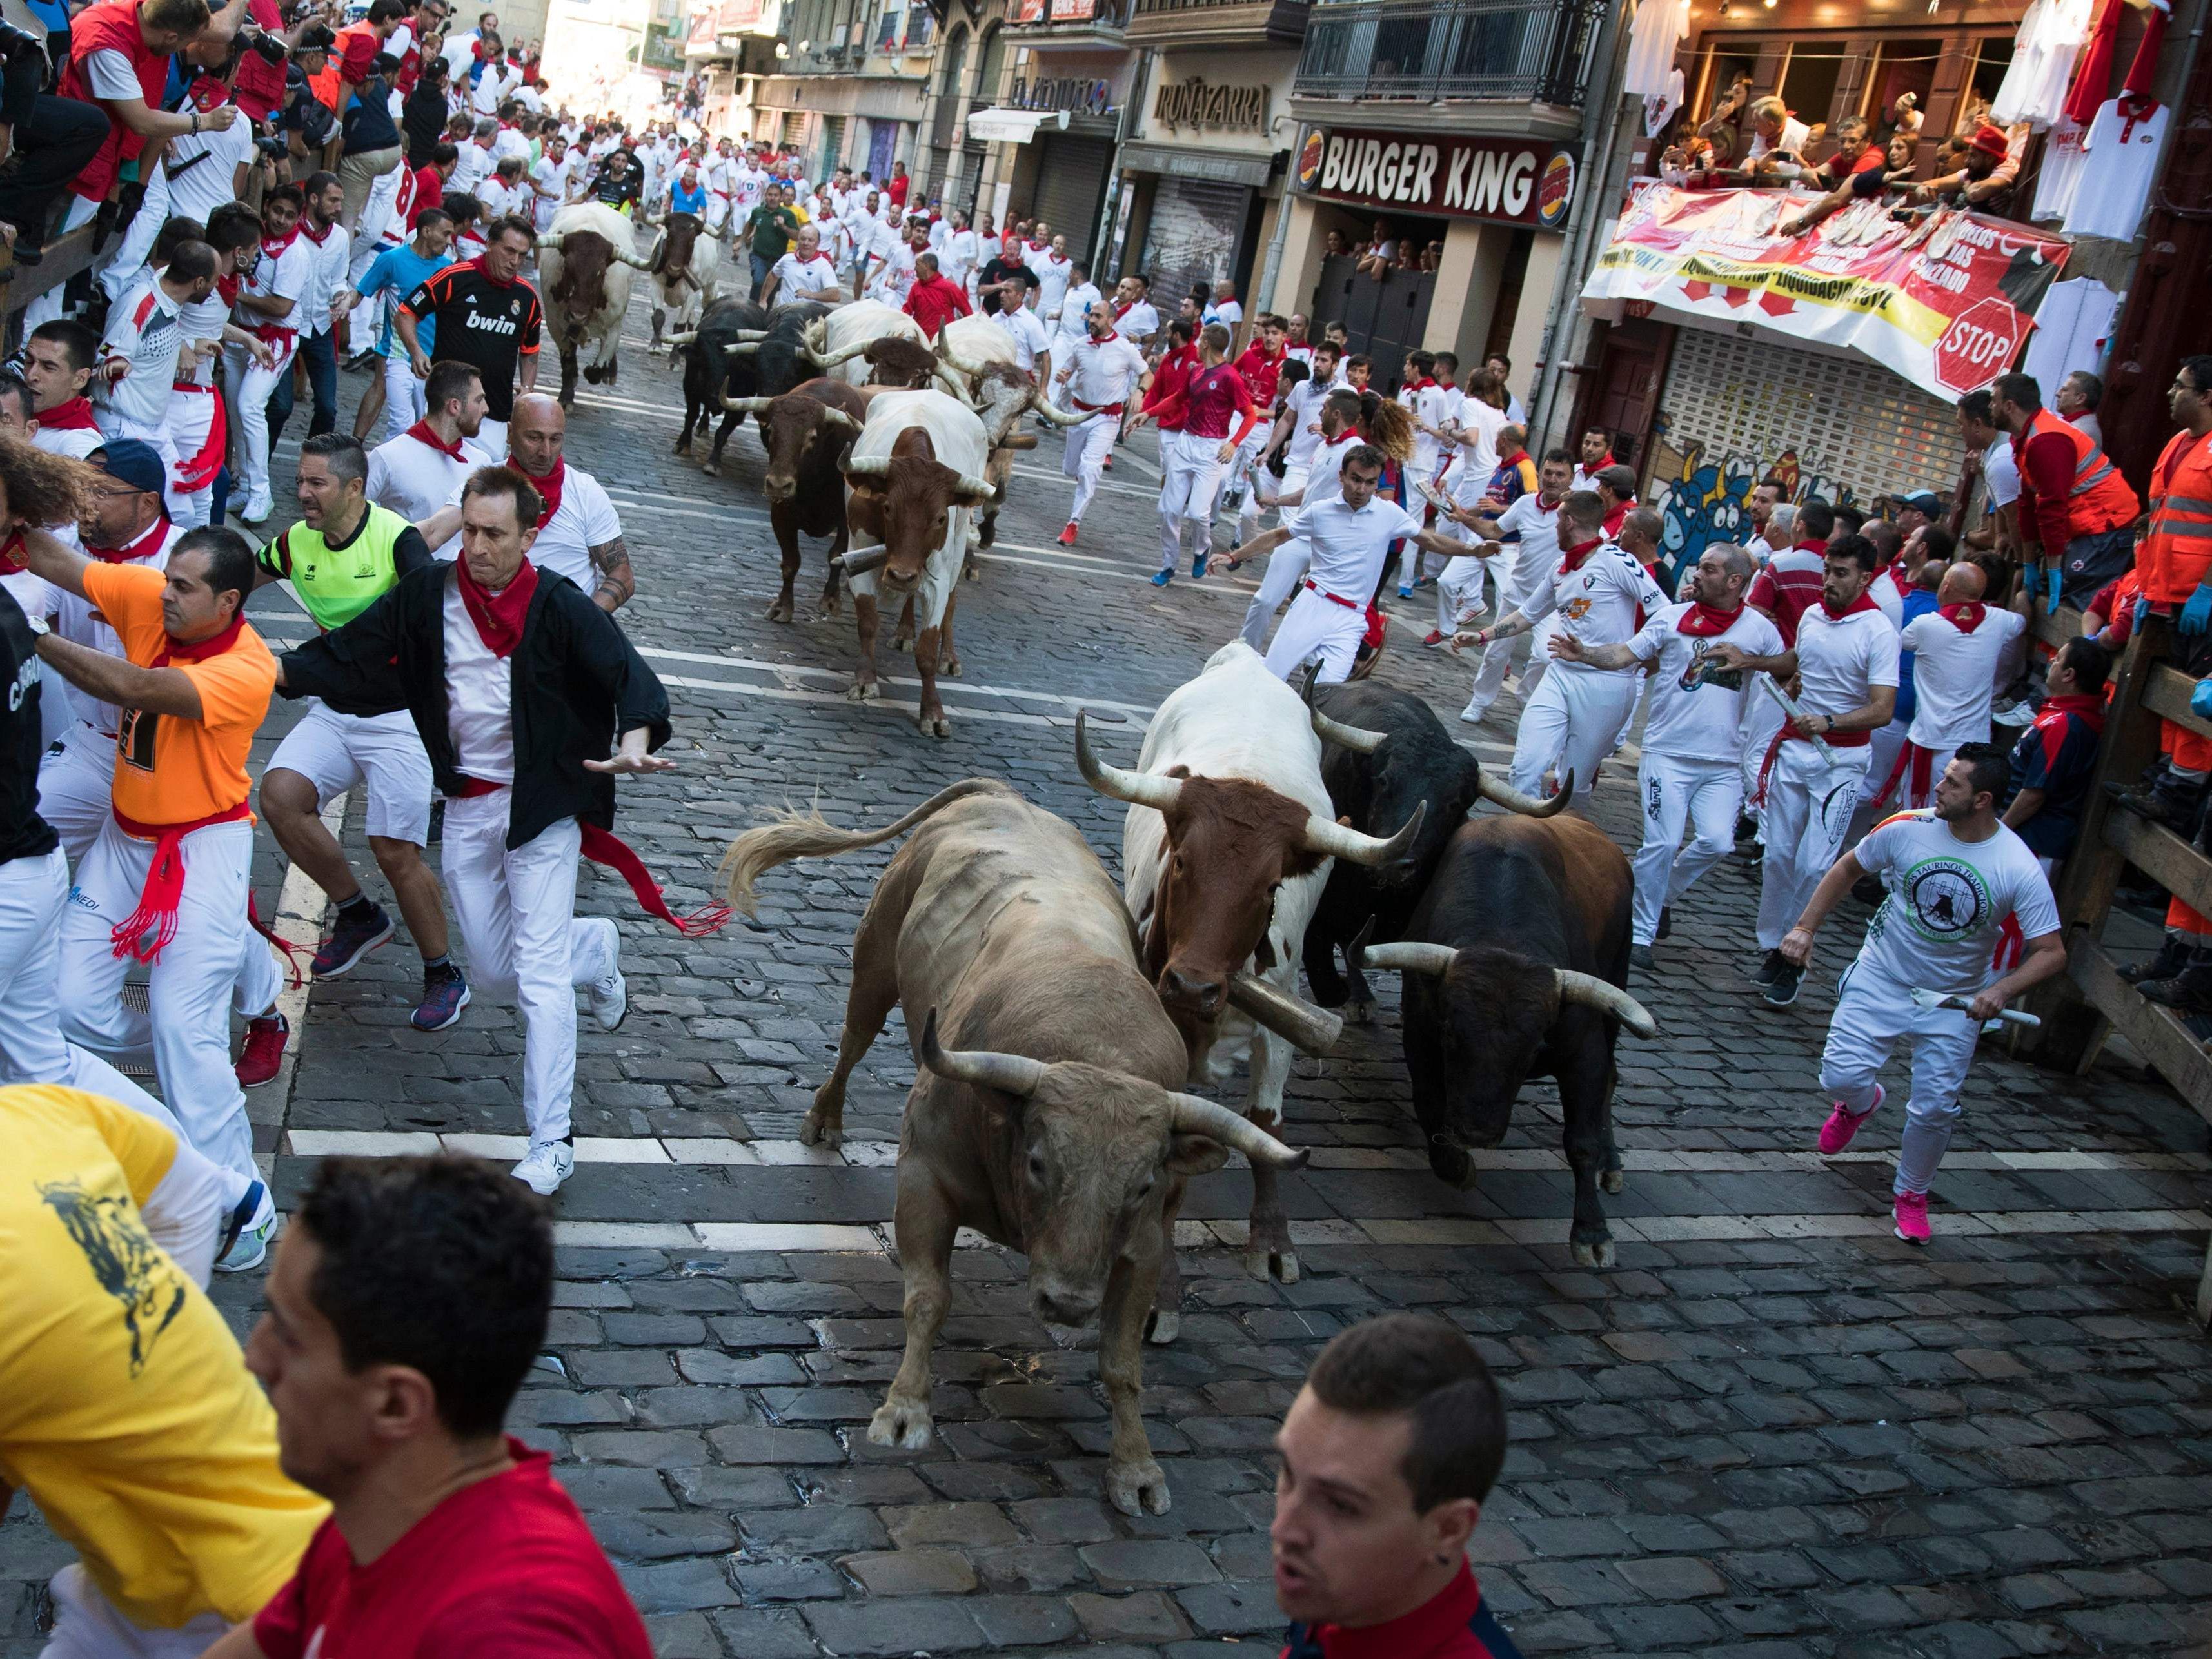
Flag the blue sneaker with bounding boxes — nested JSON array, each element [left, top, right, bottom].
[[411, 965, 471, 1032], [1397, 584, 1414, 599], [1150, 570, 1172, 587], [1192, 551, 1209, 579], [313, 901, 393, 977], [216, 1179, 275, 1273]]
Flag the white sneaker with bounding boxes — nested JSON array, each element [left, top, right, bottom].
[[585, 916, 626, 1031], [215, 1179, 276, 1273], [511, 1139, 575, 1195], [239, 490, 273, 525], [1459, 702, 1490, 725]]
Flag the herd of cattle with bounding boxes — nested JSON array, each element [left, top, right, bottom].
[[718, 645, 1661, 1518]]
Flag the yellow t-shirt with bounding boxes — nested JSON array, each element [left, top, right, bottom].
[[0, 1086, 326, 1629]]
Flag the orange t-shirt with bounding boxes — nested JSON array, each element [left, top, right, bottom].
[[80, 562, 276, 828]]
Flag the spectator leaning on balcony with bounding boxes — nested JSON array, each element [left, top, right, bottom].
[[0, 17, 110, 266]]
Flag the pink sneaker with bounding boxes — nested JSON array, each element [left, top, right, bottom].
[[1817, 1084, 1882, 1155], [1893, 1189, 1931, 1244]]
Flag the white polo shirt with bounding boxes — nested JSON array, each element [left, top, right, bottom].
[[1492, 491, 1565, 601], [1285, 495, 1423, 602], [1521, 541, 1669, 672], [990, 304, 1051, 373], [772, 251, 840, 299], [1793, 602, 1902, 720]]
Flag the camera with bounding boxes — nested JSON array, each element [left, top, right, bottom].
[[253, 132, 289, 157], [0, 21, 45, 67], [247, 30, 288, 62]]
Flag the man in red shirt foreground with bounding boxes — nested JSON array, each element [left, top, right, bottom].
[[1272, 1313, 1523, 1658], [205, 1157, 653, 1658], [902, 250, 971, 341]]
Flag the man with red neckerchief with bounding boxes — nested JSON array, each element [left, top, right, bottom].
[[1226, 313, 1289, 537], [396, 216, 544, 462], [229, 184, 317, 527], [1868, 560, 2026, 814], [1701, 535, 1900, 1009], [1142, 322, 1257, 586], [368, 360, 491, 523], [1568, 426, 1614, 491], [22, 322, 109, 462], [15, 517, 283, 1266], [269, 467, 703, 1197], [1271, 1313, 1523, 1659], [1052, 299, 1147, 547]]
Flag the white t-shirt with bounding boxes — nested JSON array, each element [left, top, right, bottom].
[[1055, 281, 1103, 340], [1025, 247, 1074, 320], [3, 569, 58, 629], [84, 48, 143, 99], [1205, 297, 1244, 329], [97, 275, 184, 429], [1405, 382, 1448, 479], [297, 222, 351, 337], [990, 305, 1051, 373], [450, 141, 496, 197], [1456, 398, 1508, 482], [368, 429, 489, 524], [239, 235, 314, 341], [492, 124, 531, 164], [1628, 603, 1786, 760], [1793, 603, 1902, 719], [867, 241, 918, 304], [771, 251, 840, 299], [1062, 332, 1147, 410], [1492, 491, 1565, 599], [1898, 606, 2029, 751], [1115, 299, 1160, 344], [433, 463, 621, 592], [941, 228, 980, 282], [1281, 378, 1335, 474], [1980, 433, 2021, 511], [442, 568, 515, 783], [530, 153, 577, 230], [1853, 811, 2059, 995], [159, 116, 255, 227], [1521, 541, 1666, 670], [1286, 495, 1424, 600], [2067, 97, 2168, 243]]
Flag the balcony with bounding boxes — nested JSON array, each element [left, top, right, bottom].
[[1005, 0, 1130, 46], [1125, 0, 1307, 50], [1294, 0, 1605, 108]]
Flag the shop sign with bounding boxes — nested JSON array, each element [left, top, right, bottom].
[[1006, 75, 1115, 117], [1152, 76, 1269, 136], [1294, 125, 1576, 230], [1012, 0, 1097, 21], [1579, 183, 2071, 404]]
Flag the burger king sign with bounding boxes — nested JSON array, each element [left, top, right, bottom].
[[1296, 125, 1578, 231]]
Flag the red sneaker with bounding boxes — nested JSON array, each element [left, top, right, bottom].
[[1818, 1084, 1882, 1155], [1101, 454, 1113, 470], [1057, 522, 1079, 546], [1893, 1189, 1931, 1244], [235, 1011, 289, 1088], [1421, 629, 1446, 648]]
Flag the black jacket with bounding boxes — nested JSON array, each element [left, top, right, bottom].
[[277, 564, 671, 850]]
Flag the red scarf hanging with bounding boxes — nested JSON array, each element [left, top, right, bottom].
[[2065, 0, 2124, 124], [406, 419, 468, 460], [217, 273, 242, 307], [1938, 600, 1987, 633], [526, 456, 565, 529], [300, 219, 335, 246], [455, 555, 538, 656], [39, 397, 102, 433], [1557, 535, 1603, 576], [1820, 591, 1882, 621], [88, 518, 171, 565], [2040, 691, 2108, 734], [1677, 600, 1740, 638], [577, 823, 730, 937]]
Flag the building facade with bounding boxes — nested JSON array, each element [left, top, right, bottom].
[[744, 0, 936, 184]]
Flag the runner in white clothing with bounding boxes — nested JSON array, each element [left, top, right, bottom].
[[1783, 747, 2065, 1243], [1455, 449, 1574, 723], [1550, 542, 1784, 963], [366, 360, 493, 522], [760, 225, 845, 307], [1052, 302, 1148, 545], [1701, 536, 1901, 1008], [94, 244, 219, 503], [1233, 389, 1362, 651], [1453, 491, 1667, 812], [1869, 562, 2028, 810], [1046, 268, 1104, 409]]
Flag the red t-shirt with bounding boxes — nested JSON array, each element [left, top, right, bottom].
[[887, 173, 909, 207], [408, 165, 448, 228], [253, 1442, 653, 1659]]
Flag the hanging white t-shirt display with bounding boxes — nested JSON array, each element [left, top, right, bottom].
[[2029, 115, 2088, 224], [2065, 97, 2169, 242], [1622, 0, 1689, 99], [2020, 278, 2119, 397], [1990, 0, 2097, 130]]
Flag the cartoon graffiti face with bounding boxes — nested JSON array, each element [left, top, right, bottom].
[[1648, 440, 1857, 587]]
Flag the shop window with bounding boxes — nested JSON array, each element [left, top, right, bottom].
[[1778, 41, 1846, 132], [1861, 38, 1939, 139]]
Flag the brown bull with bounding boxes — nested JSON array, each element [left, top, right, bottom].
[[718, 778, 1304, 1516], [720, 378, 866, 622]]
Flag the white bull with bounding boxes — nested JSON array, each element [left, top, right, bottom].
[[838, 389, 995, 737], [648, 209, 722, 350], [806, 299, 940, 389], [933, 313, 1083, 557], [536, 202, 652, 407]]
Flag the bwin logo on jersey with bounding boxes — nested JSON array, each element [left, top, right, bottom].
[[465, 311, 521, 337]]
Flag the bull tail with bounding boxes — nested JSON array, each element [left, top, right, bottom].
[[718, 777, 1014, 916]]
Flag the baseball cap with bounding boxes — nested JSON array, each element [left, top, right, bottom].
[[1969, 124, 2010, 161], [93, 440, 170, 502], [1898, 490, 1942, 514]]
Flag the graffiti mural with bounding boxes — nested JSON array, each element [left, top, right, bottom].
[[1648, 440, 1856, 583]]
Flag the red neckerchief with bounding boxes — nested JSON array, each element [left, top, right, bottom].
[[2040, 692, 2107, 734], [1883, 560, 1910, 594], [526, 455, 566, 529], [300, 219, 335, 246], [1289, 1562, 1491, 1659], [466, 256, 513, 290], [154, 609, 245, 665], [0, 529, 24, 574], [406, 420, 467, 460], [1939, 600, 1987, 632], [88, 517, 171, 564], [187, 78, 230, 113], [40, 397, 101, 433], [1557, 535, 1604, 576], [455, 554, 538, 657], [218, 273, 241, 306], [1603, 499, 1630, 537], [1589, 451, 1616, 471], [1792, 538, 1828, 556], [1677, 600, 1741, 637], [261, 226, 300, 258], [1821, 591, 1882, 620], [1412, 376, 1436, 391]]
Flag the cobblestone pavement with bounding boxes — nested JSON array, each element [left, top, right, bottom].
[[8, 281, 2212, 1659]]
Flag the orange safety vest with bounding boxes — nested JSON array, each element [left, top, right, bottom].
[[2138, 426, 2212, 604], [2014, 407, 2139, 545]]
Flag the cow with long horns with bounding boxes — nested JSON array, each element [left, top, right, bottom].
[[1303, 679, 1569, 1019], [1362, 813, 1657, 1268], [1077, 642, 1421, 1310], [716, 378, 866, 622], [648, 209, 722, 351], [718, 778, 1307, 1518], [535, 202, 655, 406], [934, 313, 1086, 551], [835, 389, 996, 736], [806, 300, 943, 389]]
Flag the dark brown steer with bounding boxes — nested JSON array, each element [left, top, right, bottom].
[[721, 378, 866, 622]]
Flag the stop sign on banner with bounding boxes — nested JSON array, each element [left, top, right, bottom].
[[1933, 295, 2026, 396]]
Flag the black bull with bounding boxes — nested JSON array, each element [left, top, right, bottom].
[[674, 299, 829, 474]]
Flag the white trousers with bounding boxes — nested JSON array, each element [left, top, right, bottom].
[[1239, 539, 1310, 652], [60, 818, 273, 1193], [1737, 692, 1786, 827], [1820, 957, 1980, 1195], [41, 1563, 231, 1659], [442, 790, 615, 1143], [1263, 586, 1364, 684], [1755, 740, 1874, 953], [1629, 754, 1741, 945], [225, 337, 297, 502], [382, 354, 428, 444], [1060, 412, 1116, 524], [1228, 429, 1269, 527], [166, 385, 220, 529], [39, 721, 125, 861], [1436, 555, 1488, 635], [1157, 431, 1229, 570], [267, 702, 435, 846], [1508, 663, 1639, 803], [1463, 569, 1546, 720], [0, 848, 217, 1184], [353, 164, 404, 268], [1858, 718, 1910, 806]]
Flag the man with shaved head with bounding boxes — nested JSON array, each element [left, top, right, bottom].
[[1867, 560, 2026, 813]]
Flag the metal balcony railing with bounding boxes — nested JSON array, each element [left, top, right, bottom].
[[1294, 0, 1606, 106]]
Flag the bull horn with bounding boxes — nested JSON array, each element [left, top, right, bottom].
[[843, 456, 890, 478], [1167, 1092, 1308, 1169], [1303, 678, 1388, 753], [1074, 709, 1184, 813], [943, 350, 989, 375], [733, 328, 771, 342], [814, 342, 870, 369], [1477, 769, 1573, 817], [1031, 395, 1089, 427], [918, 1008, 1046, 1097], [1228, 972, 1344, 1055], [1555, 970, 1659, 1039], [835, 545, 891, 575], [728, 343, 760, 357], [951, 473, 998, 506], [721, 394, 775, 413], [1302, 799, 1426, 868], [665, 329, 698, 346], [1360, 941, 1459, 977], [1002, 433, 1039, 451], [612, 245, 655, 270], [932, 362, 970, 395], [535, 233, 563, 251], [818, 407, 863, 435]]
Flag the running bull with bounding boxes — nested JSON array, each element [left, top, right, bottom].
[[717, 778, 1305, 1517], [716, 377, 866, 623], [535, 202, 653, 407]]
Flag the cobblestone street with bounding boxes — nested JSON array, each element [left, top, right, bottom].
[[8, 289, 2212, 1659]]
